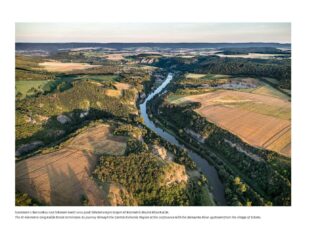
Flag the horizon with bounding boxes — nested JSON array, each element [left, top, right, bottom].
[[16, 23, 291, 43], [16, 41, 291, 44]]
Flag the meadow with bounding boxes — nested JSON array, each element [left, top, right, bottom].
[[16, 80, 54, 97]]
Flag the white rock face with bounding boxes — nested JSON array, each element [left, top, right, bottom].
[[57, 115, 71, 124], [80, 111, 89, 118]]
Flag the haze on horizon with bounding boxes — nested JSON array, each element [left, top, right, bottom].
[[16, 23, 291, 43]]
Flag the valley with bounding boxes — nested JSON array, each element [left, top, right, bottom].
[[15, 42, 291, 206]]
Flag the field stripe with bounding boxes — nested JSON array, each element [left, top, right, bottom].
[[262, 125, 291, 148]]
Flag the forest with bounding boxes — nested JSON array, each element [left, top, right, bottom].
[[155, 55, 291, 89], [217, 47, 290, 55]]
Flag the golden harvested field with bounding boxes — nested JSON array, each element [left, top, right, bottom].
[[106, 53, 124, 61], [174, 90, 291, 157], [16, 124, 127, 206], [105, 89, 122, 97], [114, 82, 131, 90], [105, 54, 124, 61], [68, 124, 127, 155], [105, 82, 132, 97], [38, 61, 101, 72], [186, 73, 206, 79], [262, 126, 291, 156]]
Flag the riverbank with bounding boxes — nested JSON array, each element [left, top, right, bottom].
[[139, 73, 226, 205]]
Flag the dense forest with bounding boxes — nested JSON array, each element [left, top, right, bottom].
[[155, 56, 291, 89], [94, 153, 191, 206], [217, 47, 290, 55]]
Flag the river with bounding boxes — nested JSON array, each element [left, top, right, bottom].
[[139, 73, 226, 205]]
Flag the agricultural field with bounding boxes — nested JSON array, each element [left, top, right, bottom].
[[180, 73, 230, 85], [38, 61, 101, 72], [216, 53, 289, 59], [185, 73, 206, 79], [169, 89, 291, 157], [114, 82, 131, 90], [251, 85, 290, 100], [105, 53, 124, 61], [105, 82, 132, 98], [16, 80, 54, 98], [15, 124, 128, 206], [15, 41, 291, 207]]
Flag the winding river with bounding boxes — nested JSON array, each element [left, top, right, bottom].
[[139, 73, 226, 205]]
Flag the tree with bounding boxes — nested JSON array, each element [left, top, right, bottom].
[[234, 176, 241, 185], [16, 192, 37, 206], [239, 183, 247, 193], [16, 91, 23, 100]]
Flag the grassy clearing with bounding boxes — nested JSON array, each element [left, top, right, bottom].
[[167, 88, 217, 104], [16, 69, 56, 81], [75, 74, 117, 82], [16, 80, 54, 97], [200, 74, 230, 80], [166, 94, 187, 103], [181, 73, 231, 86], [55, 74, 117, 86], [262, 77, 280, 84]]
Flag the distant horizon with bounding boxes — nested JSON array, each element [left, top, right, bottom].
[[16, 23, 291, 43], [16, 41, 291, 44]]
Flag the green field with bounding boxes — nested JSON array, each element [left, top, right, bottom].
[[76, 74, 117, 82], [200, 74, 230, 80], [181, 73, 231, 85], [16, 80, 54, 98], [57, 74, 117, 84], [166, 94, 186, 103]]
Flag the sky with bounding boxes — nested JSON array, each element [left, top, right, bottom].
[[16, 23, 291, 43]]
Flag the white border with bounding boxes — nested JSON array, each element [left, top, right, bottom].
[[1, 0, 320, 239]]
